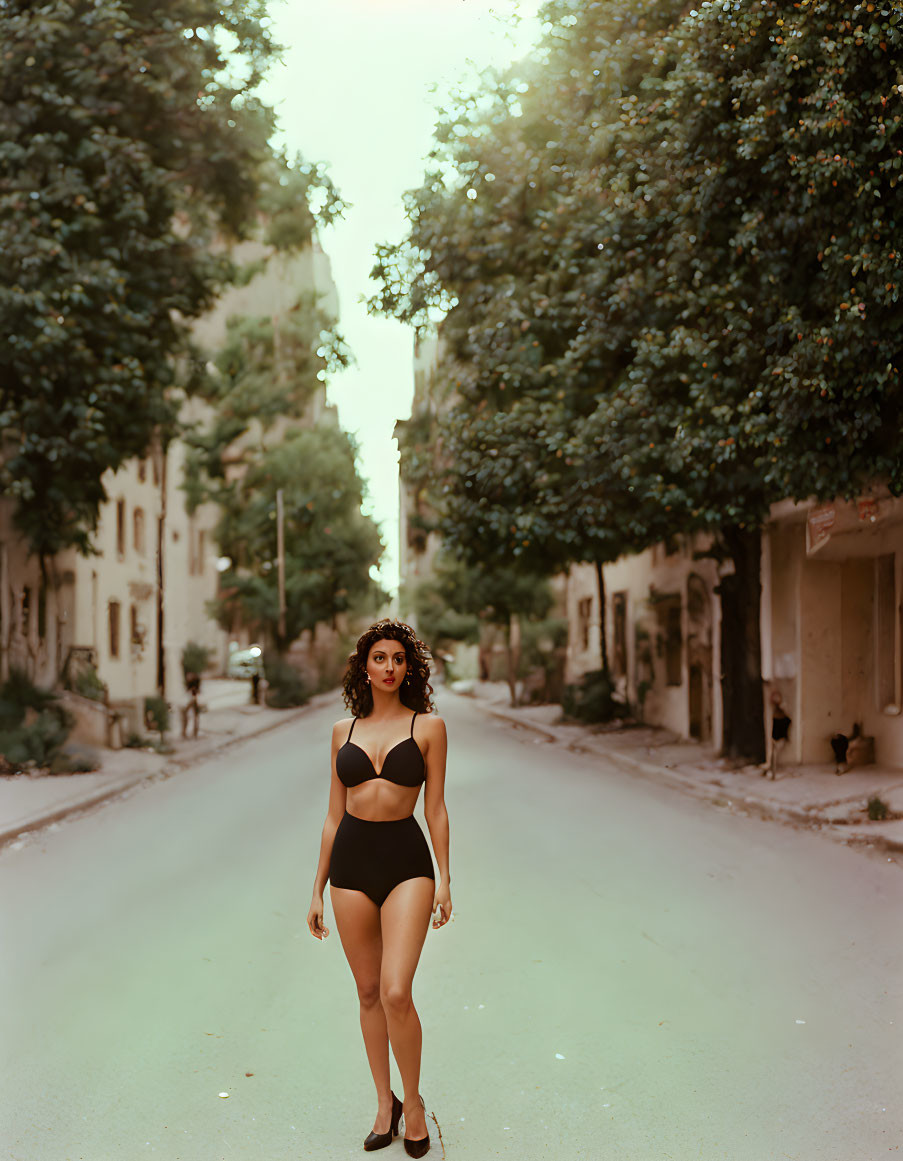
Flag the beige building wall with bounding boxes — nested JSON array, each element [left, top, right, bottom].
[[69, 455, 163, 704], [161, 411, 225, 699], [766, 494, 903, 768], [566, 537, 722, 746]]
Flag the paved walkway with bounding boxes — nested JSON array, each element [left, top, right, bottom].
[[465, 681, 903, 858], [0, 681, 338, 850]]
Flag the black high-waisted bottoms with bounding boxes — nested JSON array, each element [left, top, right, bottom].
[[329, 812, 435, 908]]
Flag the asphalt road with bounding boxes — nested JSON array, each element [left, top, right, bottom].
[[1, 689, 901, 1161]]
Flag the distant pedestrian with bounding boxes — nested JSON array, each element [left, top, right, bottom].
[[831, 731, 849, 775], [764, 689, 791, 779], [307, 619, 451, 1157], [181, 670, 201, 739]]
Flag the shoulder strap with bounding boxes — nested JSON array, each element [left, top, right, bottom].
[[347, 717, 357, 742], [410, 711, 417, 737]]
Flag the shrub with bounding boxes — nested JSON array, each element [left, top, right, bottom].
[[561, 668, 624, 724], [867, 795, 890, 821], [0, 707, 73, 769], [144, 696, 170, 739], [181, 641, 213, 679], [0, 666, 57, 728], [49, 744, 101, 774], [0, 669, 73, 769], [73, 666, 106, 702], [263, 652, 309, 708]]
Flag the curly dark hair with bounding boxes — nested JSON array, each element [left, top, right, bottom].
[[342, 619, 434, 718]]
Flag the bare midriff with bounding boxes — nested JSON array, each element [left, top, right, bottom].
[[345, 781, 421, 822]]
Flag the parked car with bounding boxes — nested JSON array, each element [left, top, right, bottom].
[[226, 645, 262, 678]]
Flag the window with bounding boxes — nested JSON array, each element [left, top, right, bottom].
[[612, 592, 628, 677], [133, 507, 145, 555], [138, 459, 147, 483], [38, 584, 46, 640], [109, 601, 121, 659], [197, 529, 206, 575], [116, 499, 126, 558], [577, 596, 593, 652], [875, 554, 896, 708], [130, 604, 142, 646], [655, 594, 683, 686]]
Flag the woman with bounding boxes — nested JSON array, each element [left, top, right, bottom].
[[307, 619, 452, 1157]]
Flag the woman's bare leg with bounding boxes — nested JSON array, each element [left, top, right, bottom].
[[378, 876, 434, 1140], [330, 886, 395, 1133]]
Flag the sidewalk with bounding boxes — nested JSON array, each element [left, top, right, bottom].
[[464, 681, 903, 859], [0, 682, 338, 851]]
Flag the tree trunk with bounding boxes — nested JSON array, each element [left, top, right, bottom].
[[718, 525, 765, 764], [594, 558, 610, 678], [506, 613, 521, 707]]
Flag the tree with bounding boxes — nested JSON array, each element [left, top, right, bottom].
[[0, 0, 335, 555], [376, 0, 684, 674], [211, 425, 384, 653], [423, 552, 553, 705], [576, 0, 903, 757], [376, 0, 903, 761]]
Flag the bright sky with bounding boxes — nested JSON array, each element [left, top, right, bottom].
[[261, 0, 543, 594]]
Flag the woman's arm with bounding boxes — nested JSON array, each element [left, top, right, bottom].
[[422, 715, 451, 928], [307, 720, 348, 939]]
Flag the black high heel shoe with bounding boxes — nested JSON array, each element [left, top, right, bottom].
[[363, 1091, 402, 1151], [403, 1094, 430, 1158]]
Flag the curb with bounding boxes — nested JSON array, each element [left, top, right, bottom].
[[0, 692, 335, 852], [480, 703, 903, 856]]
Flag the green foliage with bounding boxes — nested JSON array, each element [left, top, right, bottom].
[[429, 551, 554, 628], [0, 0, 286, 554], [209, 425, 384, 650], [373, 0, 903, 759], [181, 641, 212, 678], [867, 795, 890, 821], [72, 667, 106, 703], [0, 0, 344, 557], [263, 652, 309, 708], [561, 669, 622, 725], [0, 668, 73, 767], [49, 745, 100, 775], [409, 578, 481, 647], [259, 156, 347, 251], [144, 696, 170, 739], [0, 666, 58, 728]]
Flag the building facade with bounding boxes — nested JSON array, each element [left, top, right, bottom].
[[764, 490, 903, 768], [566, 538, 723, 747], [565, 486, 903, 770]]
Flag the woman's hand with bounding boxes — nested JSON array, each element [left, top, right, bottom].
[[431, 883, 452, 929], [307, 895, 329, 940]]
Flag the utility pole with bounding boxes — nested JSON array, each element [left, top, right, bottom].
[[276, 487, 286, 645]]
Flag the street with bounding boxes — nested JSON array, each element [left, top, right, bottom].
[[1, 690, 901, 1161]]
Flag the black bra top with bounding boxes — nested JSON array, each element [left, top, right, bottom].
[[336, 712, 426, 788]]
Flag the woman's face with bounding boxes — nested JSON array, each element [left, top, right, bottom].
[[366, 637, 408, 692]]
